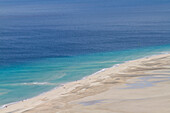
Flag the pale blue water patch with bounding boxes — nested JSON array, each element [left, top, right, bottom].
[[124, 76, 170, 89], [1, 44, 170, 106], [79, 99, 106, 106]]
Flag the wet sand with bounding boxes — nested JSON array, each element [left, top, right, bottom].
[[1, 54, 170, 113]]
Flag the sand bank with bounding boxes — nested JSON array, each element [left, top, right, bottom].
[[1, 54, 170, 113]]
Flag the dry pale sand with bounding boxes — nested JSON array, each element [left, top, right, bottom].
[[1, 54, 170, 113]]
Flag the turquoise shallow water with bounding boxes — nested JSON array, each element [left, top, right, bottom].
[[1, 44, 170, 106]]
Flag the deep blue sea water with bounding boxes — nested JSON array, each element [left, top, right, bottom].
[[0, 0, 170, 106]]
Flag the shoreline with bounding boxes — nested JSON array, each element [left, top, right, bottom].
[[0, 51, 169, 109], [0, 53, 151, 109], [1, 53, 170, 113], [0, 57, 123, 109]]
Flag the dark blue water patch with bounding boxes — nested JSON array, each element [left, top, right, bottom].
[[0, 0, 170, 67], [1, 28, 170, 66]]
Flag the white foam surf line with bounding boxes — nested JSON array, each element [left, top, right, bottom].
[[1, 82, 57, 86], [152, 51, 170, 54], [21, 82, 56, 85], [1, 52, 170, 109], [142, 52, 170, 59], [82, 63, 121, 80]]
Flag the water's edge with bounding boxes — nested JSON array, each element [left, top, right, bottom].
[[1, 52, 169, 109]]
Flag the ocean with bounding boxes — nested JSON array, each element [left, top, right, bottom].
[[0, 0, 170, 106]]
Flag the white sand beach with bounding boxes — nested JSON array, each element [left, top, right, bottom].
[[1, 54, 170, 113]]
